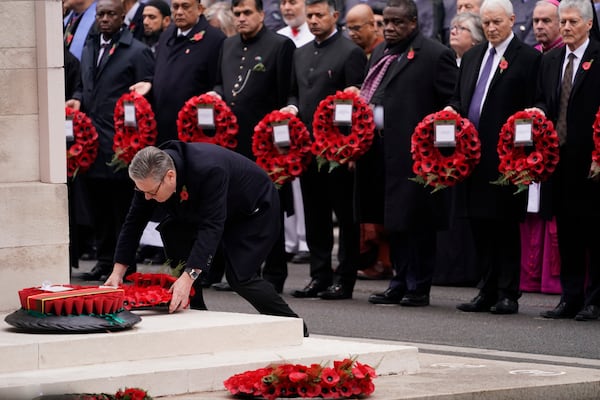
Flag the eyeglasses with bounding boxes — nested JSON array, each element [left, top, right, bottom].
[[450, 25, 471, 33], [345, 23, 367, 32], [134, 175, 165, 196]]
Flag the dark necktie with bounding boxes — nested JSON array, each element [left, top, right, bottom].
[[97, 43, 111, 67], [360, 51, 397, 104], [555, 53, 575, 145], [467, 47, 496, 129]]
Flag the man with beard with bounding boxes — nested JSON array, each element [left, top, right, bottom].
[[142, 0, 172, 53]]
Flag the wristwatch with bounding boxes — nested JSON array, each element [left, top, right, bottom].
[[186, 268, 201, 281]]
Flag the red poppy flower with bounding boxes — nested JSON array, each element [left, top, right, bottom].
[[180, 186, 189, 202], [582, 60, 593, 71], [499, 57, 508, 71], [407, 47, 415, 60], [66, 107, 99, 177], [190, 30, 205, 42]]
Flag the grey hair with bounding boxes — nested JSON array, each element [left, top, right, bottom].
[[451, 12, 484, 43], [204, 2, 236, 37], [559, 0, 593, 22], [480, 0, 514, 16], [129, 146, 174, 182]]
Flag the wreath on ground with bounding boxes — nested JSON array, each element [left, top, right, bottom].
[[492, 110, 560, 194], [223, 358, 376, 400], [66, 107, 99, 178], [110, 91, 157, 171], [311, 91, 375, 172], [177, 93, 239, 149], [252, 110, 313, 187], [410, 110, 481, 192], [121, 272, 195, 310], [32, 387, 152, 399], [589, 106, 600, 178]]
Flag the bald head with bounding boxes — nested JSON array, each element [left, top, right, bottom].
[[345, 3, 378, 51]]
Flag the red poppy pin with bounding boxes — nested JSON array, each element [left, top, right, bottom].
[[582, 59, 594, 71], [66, 33, 73, 45], [180, 185, 189, 202], [109, 43, 116, 56], [129, 23, 136, 32], [190, 30, 205, 42], [407, 47, 415, 60], [499, 57, 508, 72]]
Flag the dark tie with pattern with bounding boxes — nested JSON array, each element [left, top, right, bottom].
[[97, 43, 110, 67], [467, 47, 496, 129], [556, 53, 575, 145]]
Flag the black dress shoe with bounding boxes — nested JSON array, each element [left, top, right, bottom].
[[318, 283, 353, 300], [575, 305, 600, 321], [368, 287, 404, 305], [291, 279, 330, 298], [291, 251, 311, 264], [400, 293, 430, 307], [80, 262, 112, 281], [540, 301, 580, 319], [490, 298, 518, 314], [456, 294, 496, 312], [211, 282, 233, 291]]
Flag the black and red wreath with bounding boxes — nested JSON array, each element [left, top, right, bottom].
[[66, 107, 99, 178], [493, 110, 560, 193], [590, 106, 600, 178], [111, 91, 157, 171], [410, 110, 481, 192], [177, 93, 239, 149], [252, 110, 312, 187], [311, 91, 375, 171]]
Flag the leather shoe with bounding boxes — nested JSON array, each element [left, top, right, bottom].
[[575, 305, 600, 321], [80, 262, 112, 281], [211, 282, 233, 291], [456, 294, 496, 312], [490, 298, 518, 314], [400, 293, 430, 307], [368, 287, 404, 304], [290, 251, 311, 264], [318, 283, 353, 300], [291, 279, 330, 298], [540, 301, 580, 319]]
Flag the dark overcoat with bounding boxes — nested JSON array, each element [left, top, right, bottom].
[[152, 17, 225, 144], [448, 37, 541, 219], [75, 29, 154, 178]]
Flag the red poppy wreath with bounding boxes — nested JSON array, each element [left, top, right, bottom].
[[223, 358, 376, 400], [111, 91, 157, 171], [492, 109, 560, 193], [66, 106, 99, 178], [590, 106, 600, 178], [177, 93, 239, 149], [410, 110, 481, 192], [252, 110, 312, 187], [312, 91, 375, 172]]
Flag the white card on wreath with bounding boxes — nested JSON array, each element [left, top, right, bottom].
[[434, 120, 456, 147], [514, 119, 533, 146], [197, 105, 215, 128], [124, 102, 137, 127], [334, 101, 352, 125], [527, 182, 540, 213], [65, 118, 74, 141], [272, 121, 291, 147]]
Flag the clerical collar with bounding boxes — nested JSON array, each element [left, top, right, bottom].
[[313, 29, 338, 47]]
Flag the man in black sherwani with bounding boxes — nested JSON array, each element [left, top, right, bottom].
[[209, 0, 296, 293], [104, 143, 308, 336], [284, 0, 367, 300], [66, 0, 155, 281], [150, 0, 225, 144]]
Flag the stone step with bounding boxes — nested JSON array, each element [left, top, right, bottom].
[[0, 311, 419, 399]]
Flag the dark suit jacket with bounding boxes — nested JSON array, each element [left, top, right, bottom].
[[214, 27, 295, 159], [535, 39, 600, 217], [114, 141, 280, 280], [449, 36, 540, 219], [288, 31, 366, 131], [74, 29, 154, 179], [152, 17, 225, 145], [372, 33, 458, 232]]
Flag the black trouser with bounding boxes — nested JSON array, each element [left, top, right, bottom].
[[387, 230, 436, 296], [470, 218, 521, 301]]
